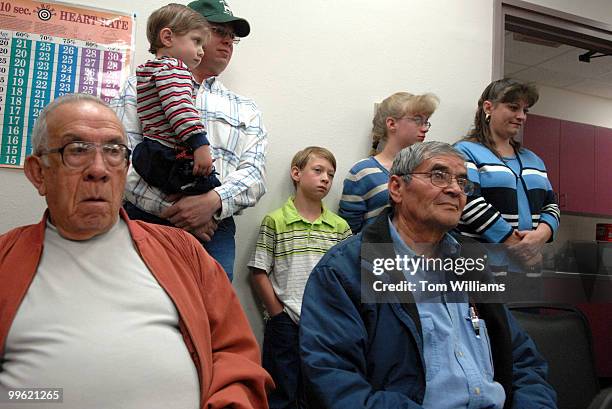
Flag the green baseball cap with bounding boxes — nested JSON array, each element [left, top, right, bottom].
[[188, 0, 250, 38]]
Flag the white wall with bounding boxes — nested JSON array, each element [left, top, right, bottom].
[[0, 0, 610, 342], [532, 85, 612, 128]]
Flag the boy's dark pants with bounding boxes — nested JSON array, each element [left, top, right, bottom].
[[262, 311, 305, 409], [132, 138, 220, 195]]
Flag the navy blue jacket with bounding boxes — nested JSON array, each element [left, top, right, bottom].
[[299, 209, 557, 409]]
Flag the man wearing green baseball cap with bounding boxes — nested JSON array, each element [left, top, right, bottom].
[[113, 0, 268, 283], [188, 0, 250, 37]]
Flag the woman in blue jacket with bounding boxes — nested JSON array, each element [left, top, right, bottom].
[[454, 79, 560, 272]]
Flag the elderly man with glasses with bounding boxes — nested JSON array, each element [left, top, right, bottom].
[[112, 0, 267, 281], [299, 141, 557, 408], [0, 94, 272, 409]]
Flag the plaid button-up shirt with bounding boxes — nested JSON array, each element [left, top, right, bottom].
[[111, 75, 268, 219]]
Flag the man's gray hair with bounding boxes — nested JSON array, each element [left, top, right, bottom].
[[390, 141, 466, 180], [31, 93, 113, 155]]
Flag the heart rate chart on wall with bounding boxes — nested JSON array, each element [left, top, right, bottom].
[[0, 0, 134, 168]]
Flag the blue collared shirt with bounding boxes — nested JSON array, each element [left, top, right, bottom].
[[388, 219, 506, 409]]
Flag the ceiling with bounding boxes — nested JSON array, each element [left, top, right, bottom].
[[504, 30, 612, 100]]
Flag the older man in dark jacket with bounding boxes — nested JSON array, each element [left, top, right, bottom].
[[299, 142, 556, 409]]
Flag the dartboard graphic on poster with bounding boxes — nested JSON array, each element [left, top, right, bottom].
[[0, 0, 134, 168]]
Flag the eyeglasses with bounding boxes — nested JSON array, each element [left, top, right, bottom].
[[39, 141, 131, 169], [402, 116, 431, 130], [210, 25, 240, 44], [400, 170, 474, 195]]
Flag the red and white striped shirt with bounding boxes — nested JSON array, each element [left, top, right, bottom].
[[136, 57, 208, 149]]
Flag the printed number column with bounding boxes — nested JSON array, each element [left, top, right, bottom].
[[54, 40, 77, 98], [1, 33, 31, 166], [0, 31, 10, 162], [100, 50, 123, 103], [27, 36, 55, 155], [79, 46, 100, 96]]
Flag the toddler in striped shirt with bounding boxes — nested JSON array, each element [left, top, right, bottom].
[[132, 3, 219, 195]]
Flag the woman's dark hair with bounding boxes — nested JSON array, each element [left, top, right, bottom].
[[463, 78, 539, 158]]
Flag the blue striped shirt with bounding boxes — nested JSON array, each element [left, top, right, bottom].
[[454, 141, 560, 245], [111, 75, 268, 219], [339, 157, 390, 234]]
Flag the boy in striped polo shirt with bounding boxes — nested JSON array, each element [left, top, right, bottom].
[[249, 147, 351, 409], [131, 4, 218, 195]]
